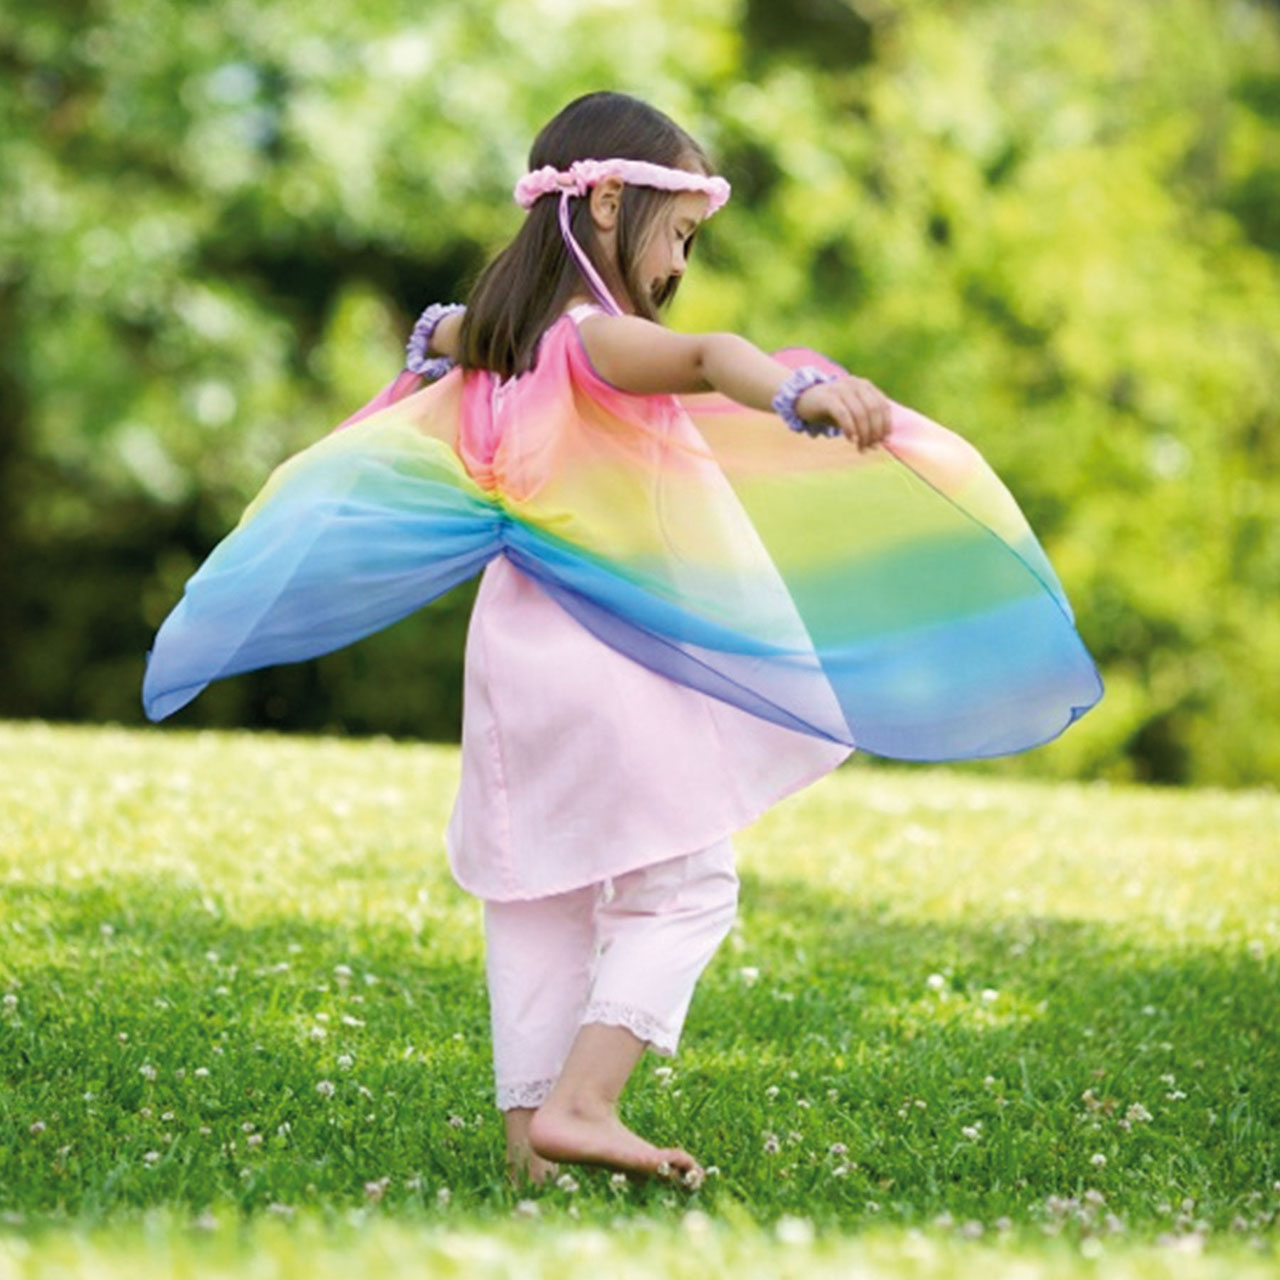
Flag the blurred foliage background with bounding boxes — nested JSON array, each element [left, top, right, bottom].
[[1, 0, 1277, 787]]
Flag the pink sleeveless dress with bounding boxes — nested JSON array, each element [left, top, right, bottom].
[[445, 305, 851, 902]]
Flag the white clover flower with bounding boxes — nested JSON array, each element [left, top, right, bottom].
[[775, 1216, 814, 1246], [763, 1132, 780, 1154], [100, 923, 115, 937], [765, 1085, 779, 1100], [961, 1125, 981, 1140], [143, 1150, 160, 1166], [267, 1202, 294, 1218], [363, 1177, 390, 1201], [739, 967, 760, 985], [139, 1064, 157, 1081], [1091, 1153, 1108, 1168], [961, 1220, 983, 1238], [198, 1126, 212, 1136], [139, 1107, 152, 1119], [117, 1032, 128, 1043], [555, 1173, 580, 1193], [334, 964, 354, 979], [1166, 1090, 1187, 1101], [447, 1115, 465, 1129], [514, 1198, 540, 1218], [926, 973, 946, 991], [2, 994, 17, 1010], [683, 1167, 705, 1190], [682, 1207, 710, 1233], [194, 1067, 210, 1078], [308, 1026, 327, 1042], [1125, 1103, 1153, 1124], [161, 1111, 175, 1122], [654, 1066, 674, 1083], [341, 1015, 365, 1028], [29, 1120, 46, 1136], [981, 988, 999, 1003], [246, 1134, 263, 1148], [315, 1012, 330, 1023], [436, 1186, 452, 1205], [337, 1053, 354, 1072], [316, 1079, 335, 1098], [829, 1142, 848, 1156]]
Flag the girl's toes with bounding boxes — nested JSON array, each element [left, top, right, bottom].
[[655, 1147, 701, 1178]]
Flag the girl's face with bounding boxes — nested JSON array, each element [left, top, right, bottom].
[[636, 190, 710, 306]]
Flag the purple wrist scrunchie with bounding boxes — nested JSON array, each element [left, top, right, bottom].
[[405, 302, 465, 379], [772, 365, 840, 437]]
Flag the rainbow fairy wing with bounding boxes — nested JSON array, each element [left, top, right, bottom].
[[496, 327, 1101, 759], [141, 373, 500, 722], [142, 315, 1101, 760]]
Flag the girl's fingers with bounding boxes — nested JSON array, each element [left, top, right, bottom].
[[845, 384, 875, 450], [847, 379, 891, 447]]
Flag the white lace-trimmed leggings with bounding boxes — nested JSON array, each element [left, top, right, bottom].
[[482, 837, 739, 1112]]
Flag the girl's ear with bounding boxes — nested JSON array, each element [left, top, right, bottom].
[[588, 177, 624, 230]]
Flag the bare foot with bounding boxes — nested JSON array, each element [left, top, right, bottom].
[[529, 1100, 701, 1181], [502, 1106, 559, 1187], [507, 1144, 559, 1187]]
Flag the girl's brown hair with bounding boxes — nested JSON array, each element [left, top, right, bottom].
[[459, 92, 713, 378]]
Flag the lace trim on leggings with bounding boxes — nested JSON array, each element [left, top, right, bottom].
[[582, 1000, 677, 1057], [495, 1077, 556, 1111]]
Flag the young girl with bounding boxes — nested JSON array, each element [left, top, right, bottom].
[[142, 91, 1101, 1184]]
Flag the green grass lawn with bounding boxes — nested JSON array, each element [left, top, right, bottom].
[[1, 720, 1277, 1278]]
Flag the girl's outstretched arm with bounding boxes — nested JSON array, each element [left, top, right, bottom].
[[579, 314, 892, 450]]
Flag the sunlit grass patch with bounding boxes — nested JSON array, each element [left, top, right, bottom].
[[1, 721, 1277, 1277]]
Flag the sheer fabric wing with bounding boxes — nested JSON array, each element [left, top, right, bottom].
[[143, 317, 1102, 761], [141, 375, 501, 722], [499, 333, 1102, 760]]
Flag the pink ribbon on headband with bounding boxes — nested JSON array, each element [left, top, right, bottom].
[[513, 158, 731, 215], [513, 158, 731, 316]]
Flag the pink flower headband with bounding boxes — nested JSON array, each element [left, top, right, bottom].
[[513, 157, 731, 317], [513, 157, 731, 216]]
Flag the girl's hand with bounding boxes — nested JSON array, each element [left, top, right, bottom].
[[794, 376, 893, 451]]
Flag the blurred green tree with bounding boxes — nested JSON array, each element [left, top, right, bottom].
[[1, 0, 1277, 784]]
